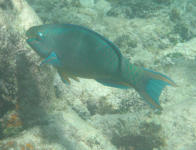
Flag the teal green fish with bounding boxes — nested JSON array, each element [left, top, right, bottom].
[[26, 24, 176, 110]]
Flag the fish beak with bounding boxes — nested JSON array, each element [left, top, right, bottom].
[[26, 26, 41, 41], [26, 26, 51, 58], [26, 28, 38, 48], [26, 33, 37, 42], [26, 38, 50, 58]]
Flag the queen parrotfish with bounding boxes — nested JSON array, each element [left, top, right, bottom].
[[26, 24, 176, 110]]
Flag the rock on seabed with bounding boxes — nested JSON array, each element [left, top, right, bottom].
[[79, 0, 94, 8], [0, 0, 196, 150]]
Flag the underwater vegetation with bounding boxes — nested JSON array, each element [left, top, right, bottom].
[[0, 111, 23, 139], [0, 0, 196, 149], [0, 140, 55, 150], [90, 114, 167, 150], [0, 27, 21, 139], [0, 28, 18, 115], [0, 24, 54, 140], [114, 35, 138, 49], [111, 122, 165, 150], [169, 0, 196, 42], [107, 0, 166, 18]]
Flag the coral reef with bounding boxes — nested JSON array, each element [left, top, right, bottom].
[[0, 0, 196, 150], [0, 26, 21, 139]]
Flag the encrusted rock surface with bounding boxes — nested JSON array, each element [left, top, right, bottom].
[[0, 0, 195, 150]]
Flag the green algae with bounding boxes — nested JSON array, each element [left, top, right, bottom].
[[174, 22, 192, 41], [169, 8, 181, 22], [111, 122, 165, 150]]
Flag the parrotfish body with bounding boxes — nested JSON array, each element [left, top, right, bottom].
[[26, 24, 176, 110]]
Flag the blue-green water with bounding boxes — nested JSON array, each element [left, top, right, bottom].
[[0, 0, 196, 150]]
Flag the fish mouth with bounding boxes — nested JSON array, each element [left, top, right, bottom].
[[26, 31, 40, 42], [26, 36, 50, 58], [26, 37, 37, 43], [26, 34, 43, 44], [26, 26, 51, 58], [26, 26, 41, 41]]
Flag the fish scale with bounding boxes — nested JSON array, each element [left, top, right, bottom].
[[26, 24, 176, 110]]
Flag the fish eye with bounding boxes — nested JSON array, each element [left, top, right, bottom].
[[37, 32, 44, 40], [38, 32, 43, 37]]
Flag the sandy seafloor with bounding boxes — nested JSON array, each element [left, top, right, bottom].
[[0, 0, 196, 150]]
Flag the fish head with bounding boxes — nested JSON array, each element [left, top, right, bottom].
[[26, 25, 59, 58]]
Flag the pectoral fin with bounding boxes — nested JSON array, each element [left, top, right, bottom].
[[41, 52, 61, 67]]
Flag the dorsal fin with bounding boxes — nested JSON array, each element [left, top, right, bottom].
[[60, 24, 123, 72]]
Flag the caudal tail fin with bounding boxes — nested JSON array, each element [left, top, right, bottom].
[[135, 68, 176, 110]]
